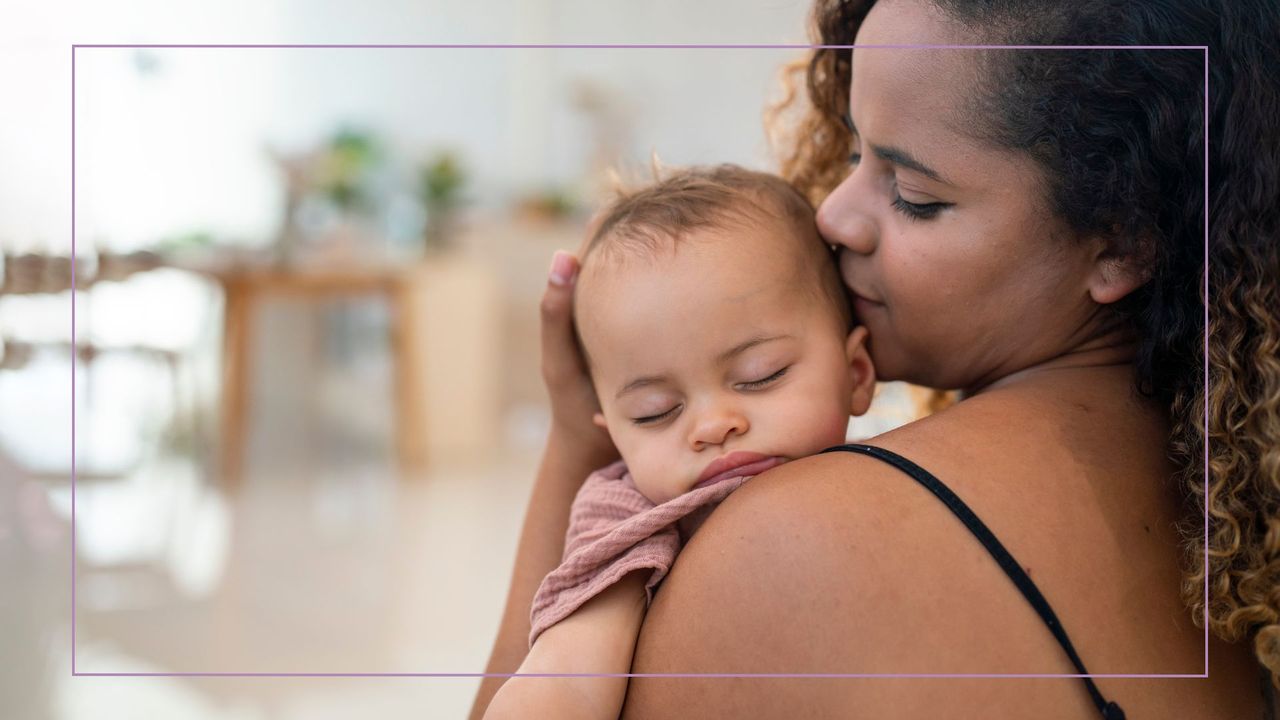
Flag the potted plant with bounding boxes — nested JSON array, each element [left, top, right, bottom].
[[418, 151, 466, 254]]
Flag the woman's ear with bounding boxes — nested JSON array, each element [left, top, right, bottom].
[[592, 412, 609, 430], [845, 326, 877, 416], [1086, 235, 1154, 305]]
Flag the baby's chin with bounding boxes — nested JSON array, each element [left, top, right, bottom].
[[628, 469, 707, 505], [628, 476, 680, 506]]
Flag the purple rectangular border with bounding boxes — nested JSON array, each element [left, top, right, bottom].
[[67, 40, 1208, 676]]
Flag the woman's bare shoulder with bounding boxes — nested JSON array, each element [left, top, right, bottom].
[[623, 392, 1263, 718], [623, 447, 1096, 718], [624, 402, 1032, 677], [624, 453, 907, 676]]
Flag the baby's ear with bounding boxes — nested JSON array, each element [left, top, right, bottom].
[[845, 326, 877, 416], [592, 412, 609, 430]]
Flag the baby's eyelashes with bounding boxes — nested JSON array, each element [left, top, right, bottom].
[[735, 366, 789, 391], [631, 404, 682, 426]]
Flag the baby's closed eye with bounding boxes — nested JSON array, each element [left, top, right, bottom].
[[631, 404, 682, 426], [734, 366, 789, 391]]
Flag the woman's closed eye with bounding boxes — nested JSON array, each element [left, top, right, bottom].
[[736, 366, 789, 391], [848, 147, 952, 221], [892, 194, 951, 221]]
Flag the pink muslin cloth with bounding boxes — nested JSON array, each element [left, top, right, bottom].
[[528, 460, 753, 647]]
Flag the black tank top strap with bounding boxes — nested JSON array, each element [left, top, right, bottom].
[[820, 443, 1126, 720]]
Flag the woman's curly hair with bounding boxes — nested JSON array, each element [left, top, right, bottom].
[[767, 0, 1280, 687]]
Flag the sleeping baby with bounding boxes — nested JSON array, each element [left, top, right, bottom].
[[484, 164, 876, 720]]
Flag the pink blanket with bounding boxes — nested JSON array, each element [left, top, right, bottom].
[[528, 460, 752, 647]]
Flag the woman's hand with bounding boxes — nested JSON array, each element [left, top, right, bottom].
[[469, 246, 622, 720], [541, 249, 618, 464]]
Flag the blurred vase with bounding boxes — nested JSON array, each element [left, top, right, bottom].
[[423, 201, 458, 256]]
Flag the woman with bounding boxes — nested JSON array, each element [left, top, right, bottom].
[[472, 0, 1279, 717]]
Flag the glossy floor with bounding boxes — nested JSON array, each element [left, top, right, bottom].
[[2, 375, 916, 720], [3, 448, 539, 720]]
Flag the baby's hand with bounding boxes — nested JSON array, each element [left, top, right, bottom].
[[488, 572, 648, 720]]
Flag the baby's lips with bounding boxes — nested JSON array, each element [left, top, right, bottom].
[[692, 454, 787, 490]]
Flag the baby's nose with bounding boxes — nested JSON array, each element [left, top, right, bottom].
[[688, 404, 749, 451]]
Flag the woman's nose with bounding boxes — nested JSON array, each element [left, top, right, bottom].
[[816, 172, 878, 256], [688, 402, 749, 451]]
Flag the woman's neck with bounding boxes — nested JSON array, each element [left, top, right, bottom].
[[965, 331, 1139, 398]]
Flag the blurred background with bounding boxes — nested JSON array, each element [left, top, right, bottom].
[[2, 1, 922, 717]]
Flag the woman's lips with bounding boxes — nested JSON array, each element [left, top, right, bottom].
[[693, 452, 787, 490], [838, 251, 883, 307], [852, 292, 884, 314]]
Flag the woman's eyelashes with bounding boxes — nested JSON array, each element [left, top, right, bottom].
[[847, 148, 952, 221], [891, 194, 951, 220]]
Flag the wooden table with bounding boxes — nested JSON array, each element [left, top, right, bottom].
[[209, 260, 430, 487]]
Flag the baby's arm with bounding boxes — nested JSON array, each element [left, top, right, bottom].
[[484, 571, 648, 720]]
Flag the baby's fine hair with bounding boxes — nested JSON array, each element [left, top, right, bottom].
[[581, 163, 853, 330]]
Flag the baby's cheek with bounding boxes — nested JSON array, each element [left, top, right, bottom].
[[622, 437, 680, 505], [789, 403, 850, 454], [815, 407, 852, 447], [767, 392, 850, 457]]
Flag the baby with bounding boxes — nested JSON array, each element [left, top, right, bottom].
[[485, 165, 875, 719]]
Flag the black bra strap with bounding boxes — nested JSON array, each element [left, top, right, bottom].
[[821, 443, 1125, 720]]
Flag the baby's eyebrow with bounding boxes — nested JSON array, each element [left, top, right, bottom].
[[615, 375, 669, 400], [613, 335, 791, 400], [717, 334, 793, 363]]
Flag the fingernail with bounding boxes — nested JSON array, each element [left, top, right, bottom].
[[549, 251, 576, 287]]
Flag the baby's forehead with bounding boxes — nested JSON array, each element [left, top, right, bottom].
[[597, 193, 820, 261], [574, 223, 837, 352], [577, 220, 816, 299]]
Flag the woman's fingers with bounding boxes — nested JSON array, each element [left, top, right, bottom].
[[540, 250, 585, 391], [541, 249, 607, 436], [540, 248, 619, 463]]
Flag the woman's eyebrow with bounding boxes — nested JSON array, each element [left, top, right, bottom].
[[844, 112, 951, 186], [871, 145, 950, 185]]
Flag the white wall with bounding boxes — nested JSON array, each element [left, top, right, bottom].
[[4, 0, 813, 253]]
